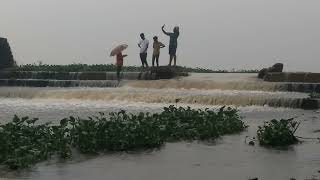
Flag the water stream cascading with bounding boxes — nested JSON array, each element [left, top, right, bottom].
[[0, 73, 316, 108]]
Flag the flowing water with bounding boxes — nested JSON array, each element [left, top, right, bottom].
[[0, 73, 319, 180]]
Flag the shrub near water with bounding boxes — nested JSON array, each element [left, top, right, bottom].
[[0, 116, 71, 169], [257, 118, 299, 146], [70, 111, 164, 153], [0, 106, 246, 169], [159, 106, 246, 141]]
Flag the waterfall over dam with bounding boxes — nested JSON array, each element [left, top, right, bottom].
[[0, 71, 319, 94], [0, 72, 318, 109], [0, 73, 317, 109]]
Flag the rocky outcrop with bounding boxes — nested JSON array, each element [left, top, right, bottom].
[[258, 63, 283, 79], [0, 37, 14, 70]]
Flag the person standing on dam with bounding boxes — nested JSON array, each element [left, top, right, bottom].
[[162, 25, 180, 67], [152, 36, 165, 67], [116, 52, 127, 81], [138, 33, 149, 68]]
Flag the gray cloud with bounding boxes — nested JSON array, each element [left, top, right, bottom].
[[1, 0, 319, 72]]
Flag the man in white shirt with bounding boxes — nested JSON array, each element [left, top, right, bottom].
[[138, 33, 149, 68]]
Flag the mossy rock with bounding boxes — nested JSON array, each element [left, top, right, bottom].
[[0, 37, 14, 70]]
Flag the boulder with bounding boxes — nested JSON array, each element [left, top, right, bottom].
[[258, 68, 268, 79], [0, 37, 14, 70], [269, 63, 284, 72], [263, 72, 286, 82], [258, 63, 283, 79]]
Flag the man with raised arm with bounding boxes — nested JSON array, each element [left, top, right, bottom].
[[162, 25, 180, 66]]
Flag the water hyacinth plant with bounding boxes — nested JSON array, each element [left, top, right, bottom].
[[0, 106, 246, 169], [0, 115, 71, 169], [159, 106, 246, 141], [257, 118, 299, 147]]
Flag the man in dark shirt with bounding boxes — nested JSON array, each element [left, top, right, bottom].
[[162, 25, 180, 66]]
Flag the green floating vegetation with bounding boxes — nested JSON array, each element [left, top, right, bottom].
[[257, 118, 299, 147], [0, 106, 246, 170], [11, 63, 258, 73]]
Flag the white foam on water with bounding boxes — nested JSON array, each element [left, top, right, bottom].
[[0, 86, 307, 108], [0, 73, 311, 110]]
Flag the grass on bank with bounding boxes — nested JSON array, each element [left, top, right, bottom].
[[11, 63, 259, 73], [0, 106, 247, 170]]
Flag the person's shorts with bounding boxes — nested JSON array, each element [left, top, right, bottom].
[[140, 53, 147, 62], [152, 54, 159, 60], [169, 46, 177, 56]]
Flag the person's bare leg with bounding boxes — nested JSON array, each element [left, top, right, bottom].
[[173, 55, 177, 66], [169, 55, 173, 66], [156, 56, 159, 67], [117, 66, 121, 81], [144, 54, 148, 68], [152, 55, 155, 67], [140, 53, 144, 68]]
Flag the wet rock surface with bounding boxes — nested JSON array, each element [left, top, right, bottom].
[[0, 37, 14, 70], [264, 72, 320, 83], [258, 63, 283, 79], [151, 66, 188, 79]]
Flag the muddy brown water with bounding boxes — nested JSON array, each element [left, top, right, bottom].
[[0, 74, 319, 180], [0, 99, 319, 180]]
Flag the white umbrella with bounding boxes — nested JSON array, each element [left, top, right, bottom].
[[110, 44, 128, 57]]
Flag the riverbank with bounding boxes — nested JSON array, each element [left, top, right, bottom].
[[8, 63, 259, 73]]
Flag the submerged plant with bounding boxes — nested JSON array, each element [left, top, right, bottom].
[[257, 118, 299, 147], [0, 106, 246, 170]]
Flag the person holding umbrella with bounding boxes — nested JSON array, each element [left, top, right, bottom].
[[110, 44, 128, 81], [162, 25, 180, 66], [115, 52, 127, 81]]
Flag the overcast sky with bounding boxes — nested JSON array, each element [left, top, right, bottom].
[[1, 0, 319, 72]]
